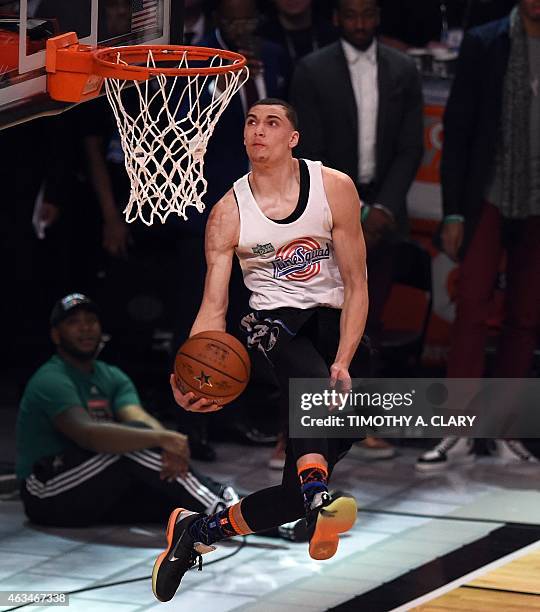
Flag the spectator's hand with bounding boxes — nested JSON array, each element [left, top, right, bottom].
[[161, 448, 189, 481], [169, 374, 222, 413], [158, 431, 190, 473], [363, 207, 396, 238], [363, 229, 381, 250], [329, 363, 352, 394], [441, 221, 464, 262], [103, 213, 131, 258], [237, 47, 263, 77], [40, 201, 60, 227]]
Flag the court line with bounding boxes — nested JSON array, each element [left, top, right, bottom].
[[389, 539, 540, 612]]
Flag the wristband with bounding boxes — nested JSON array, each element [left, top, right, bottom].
[[443, 214, 464, 223]]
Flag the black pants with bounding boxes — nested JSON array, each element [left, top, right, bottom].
[[238, 307, 371, 531], [21, 446, 226, 527]]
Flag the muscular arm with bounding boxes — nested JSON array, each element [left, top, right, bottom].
[[190, 191, 240, 336], [323, 167, 369, 371]]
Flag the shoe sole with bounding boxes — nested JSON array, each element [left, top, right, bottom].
[[309, 496, 357, 561], [151, 507, 184, 602], [415, 453, 475, 472]]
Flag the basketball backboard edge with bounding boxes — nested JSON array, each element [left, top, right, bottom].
[[0, 0, 184, 130]]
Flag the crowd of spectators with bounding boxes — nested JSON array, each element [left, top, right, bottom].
[[3, 0, 539, 527]]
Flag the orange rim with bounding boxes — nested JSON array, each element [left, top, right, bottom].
[[93, 45, 247, 80]]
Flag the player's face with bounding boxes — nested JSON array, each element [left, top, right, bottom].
[[334, 0, 379, 51], [243, 105, 299, 164], [51, 310, 102, 361], [521, 0, 540, 21]]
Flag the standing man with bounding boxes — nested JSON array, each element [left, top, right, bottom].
[[152, 99, 370, 602], [16, 293, 238, 526], [290, 0, 424, 459], [417, 0, 540, 470]]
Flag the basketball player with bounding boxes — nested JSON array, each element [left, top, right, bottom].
[[152, 98, 369, 602]]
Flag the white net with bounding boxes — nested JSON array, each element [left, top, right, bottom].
[[103, 49, 248, 225]]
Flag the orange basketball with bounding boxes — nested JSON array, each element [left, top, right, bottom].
[[174, 331, 251, 409]]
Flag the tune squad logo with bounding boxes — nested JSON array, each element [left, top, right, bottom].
[[272, 237, 330, 281]]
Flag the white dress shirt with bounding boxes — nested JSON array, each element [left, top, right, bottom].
[[341, 38, 379, 184]]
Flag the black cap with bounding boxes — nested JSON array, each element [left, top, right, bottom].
[[50, 293, 99, 327]]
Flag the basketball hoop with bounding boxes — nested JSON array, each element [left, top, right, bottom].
[[46, 33, 248, 225]]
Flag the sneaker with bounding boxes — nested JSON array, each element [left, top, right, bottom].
[[492, 440, 539, 463], [268, 433, 286, 470], [152, 508, 215, 602], [306, 492, 357, 561], [415, 437, 475, 472], [278, 491, 349, 543], [349, 437, 396, 460]]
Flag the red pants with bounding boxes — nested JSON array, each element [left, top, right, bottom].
[[447, 202, 540, 377]]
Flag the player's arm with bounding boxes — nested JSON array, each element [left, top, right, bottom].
[[190, 191, 240, 335], [323, 167, 369, 390], [170, 191, 240, 412], [53, 406, 189, 456]]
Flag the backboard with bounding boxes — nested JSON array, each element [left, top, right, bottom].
[[0, 0, 184, 129]]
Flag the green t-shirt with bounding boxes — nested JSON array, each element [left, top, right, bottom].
[[16, 355, 141, 479]]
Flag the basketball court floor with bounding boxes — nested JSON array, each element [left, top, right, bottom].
[[1, 442, 539, 612]]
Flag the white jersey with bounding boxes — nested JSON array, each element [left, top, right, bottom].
[[234, 159, 344, 311]]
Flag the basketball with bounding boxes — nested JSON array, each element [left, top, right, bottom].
[[174, 331, 251, 408]]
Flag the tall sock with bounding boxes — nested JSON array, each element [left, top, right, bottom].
[[298, 463, 328, 512], [188, 501, 253, 546]]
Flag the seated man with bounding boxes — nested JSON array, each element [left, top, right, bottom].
[[16, 293, 238, 527]]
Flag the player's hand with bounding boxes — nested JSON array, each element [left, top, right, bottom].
[[169, 374, 222, 413], [441, 220, 464, 262], [160, 448, 189, 481], [158, 431, 190, 471], [329, 363, 352, 394]]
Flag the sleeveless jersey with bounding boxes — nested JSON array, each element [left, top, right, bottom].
[[234, 159, 344, 310]]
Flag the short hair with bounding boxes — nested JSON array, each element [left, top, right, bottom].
[[248, 98, 299, 130]]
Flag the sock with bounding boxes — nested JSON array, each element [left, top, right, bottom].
[[188, 501, 253, 546], [298, 463, 328, 512]]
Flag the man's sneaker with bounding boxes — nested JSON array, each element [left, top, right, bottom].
[[416, 437, 475, 472], [306, 492, 357, 561], [492, 440, 539, 463], [349, 437, 396, 460], [152, 508, 215, 602]]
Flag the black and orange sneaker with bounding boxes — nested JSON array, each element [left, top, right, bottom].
[[306, 492, 358, 560], [152, 508, 215, 602]]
